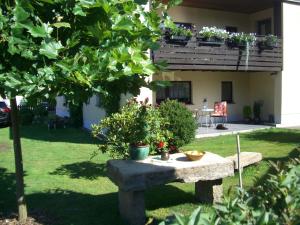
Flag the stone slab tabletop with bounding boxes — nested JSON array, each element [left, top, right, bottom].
[[226, 152, 262, 170], [107, 152, 234, 192]]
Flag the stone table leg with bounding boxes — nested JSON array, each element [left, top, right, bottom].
[[195, 179, 223, 204], [118, 189, 146, 225]]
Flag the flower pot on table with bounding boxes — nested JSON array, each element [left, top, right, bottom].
[[129, 145, 150, 160]]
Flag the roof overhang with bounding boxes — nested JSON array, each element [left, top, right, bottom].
[[167, 0, 283, 14]]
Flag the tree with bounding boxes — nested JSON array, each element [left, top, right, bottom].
[[0, 0, 178, 222]]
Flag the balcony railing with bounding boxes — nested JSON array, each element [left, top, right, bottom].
[[152, 37, 283, 72]]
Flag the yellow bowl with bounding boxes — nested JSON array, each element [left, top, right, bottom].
[[184, 151, 205, 161]]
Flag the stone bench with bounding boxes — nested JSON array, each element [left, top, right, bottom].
[[226, 152, 263, 170], [107, 152, 234, 225]]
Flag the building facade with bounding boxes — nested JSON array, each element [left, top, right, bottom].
[[56, 0, 300, 129]]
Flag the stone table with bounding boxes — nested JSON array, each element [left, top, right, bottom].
[[107, 152, 234, 225]]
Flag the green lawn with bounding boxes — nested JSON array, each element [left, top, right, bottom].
[[0, 125, 299, 225]]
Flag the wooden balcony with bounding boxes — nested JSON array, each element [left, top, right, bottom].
[[153, 38, 283, 72]]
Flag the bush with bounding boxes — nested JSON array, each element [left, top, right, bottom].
[[158, 100, 197, 148], [92, 99, 171, 159], [19, 106, 34, 125], [160, 156, 300, 225]]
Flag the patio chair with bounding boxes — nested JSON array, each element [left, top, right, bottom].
[[211, 101, 228, 126]]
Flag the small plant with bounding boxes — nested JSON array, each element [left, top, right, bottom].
[[228, 32, 256, 47], [170, 24, 193, 38], [160, 156, 300, 225], [198, 26, 229, 41], [158, 99, 197, 148], [253, 101, 262, 123], [243, 105, 252, 122], [259, 34, 278, 49], [92, 98, 171, 159]]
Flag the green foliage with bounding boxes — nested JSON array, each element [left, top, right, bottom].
[[253, 101, 262, 120], [229, 32, 256, 46], [19, 106, 34, 125], [158, 99, 197, 148], [262, 34, 278, 47], [160, 157, 300, 225], [199, 27, 229, 40], [243, 105, 252, 120], [92, 99, 172, 159], [0, 0, 172, 109]]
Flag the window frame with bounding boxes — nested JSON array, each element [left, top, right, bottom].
[[156, 81, 193, 105], [257, 18, 272, 35]]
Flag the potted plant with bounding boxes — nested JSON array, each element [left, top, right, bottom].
[[227, 32, 256, 49], [258, 34, 278, 50], [165, 24, 193, 46], [157, 141, 170, 161], [243, 105, 252, 123], [197, 27, 229, 46], [253, 101, 263, 124], [92, 98, 171, 160]]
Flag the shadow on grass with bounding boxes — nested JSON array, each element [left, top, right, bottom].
[[244, 129, 300, 145], [50, 161, 107, 180], [8, 125, 97, 144], [0, 168, 196, 225]]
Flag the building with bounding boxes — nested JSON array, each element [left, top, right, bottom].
[[56, 0, 300, 129]]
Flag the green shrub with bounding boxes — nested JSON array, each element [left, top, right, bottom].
[[243, 105, 252, 120], [92, 99, 171, 159], [158, 99, 197, 148], [19, 106, 34, 125], [160, 156, 300, 225]]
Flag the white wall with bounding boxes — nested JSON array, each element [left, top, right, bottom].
[[153, 71, 251, 121], [280, 2, 300, 126], [82, 95, 106, 130], [168, 6, 250, 33], [55, 96, 70, 117], [249, 72, 276, 121]]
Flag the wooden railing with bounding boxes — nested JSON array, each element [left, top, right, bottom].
[[152, 37, 283, 72]]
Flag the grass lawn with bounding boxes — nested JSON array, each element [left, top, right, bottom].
[[0, 125, 299, 225]]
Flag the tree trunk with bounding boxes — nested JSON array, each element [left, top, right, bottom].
[[10, 98, 28, 223]]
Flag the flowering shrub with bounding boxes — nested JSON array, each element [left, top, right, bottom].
[[198, 26, 229, 40]]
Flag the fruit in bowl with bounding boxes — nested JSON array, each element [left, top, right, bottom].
[[184, 151, 205, 161]]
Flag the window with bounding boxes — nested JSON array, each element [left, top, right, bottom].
[[156, 81, 192, 104], [257, 18, 272, 35], [226, 26, 238, 33], [221, 81, 233, 103]]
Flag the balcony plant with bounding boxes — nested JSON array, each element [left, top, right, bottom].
[[258, 34, 278, 50], [92, 98, 172, 160], [227, 32, 256, 49], [197, 27, 229, 46], [165, 24, 193, 46]]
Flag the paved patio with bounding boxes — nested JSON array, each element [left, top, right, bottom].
[[196, 123, 272, 138]]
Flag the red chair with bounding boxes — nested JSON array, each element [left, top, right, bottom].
[[211, 101, 228, 126]]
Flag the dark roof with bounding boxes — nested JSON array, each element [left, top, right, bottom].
[[172, 0, 283, 14]]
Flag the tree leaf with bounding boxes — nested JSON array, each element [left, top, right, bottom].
[[52, 22, 71, 29], [39, 40, 63, 59]]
